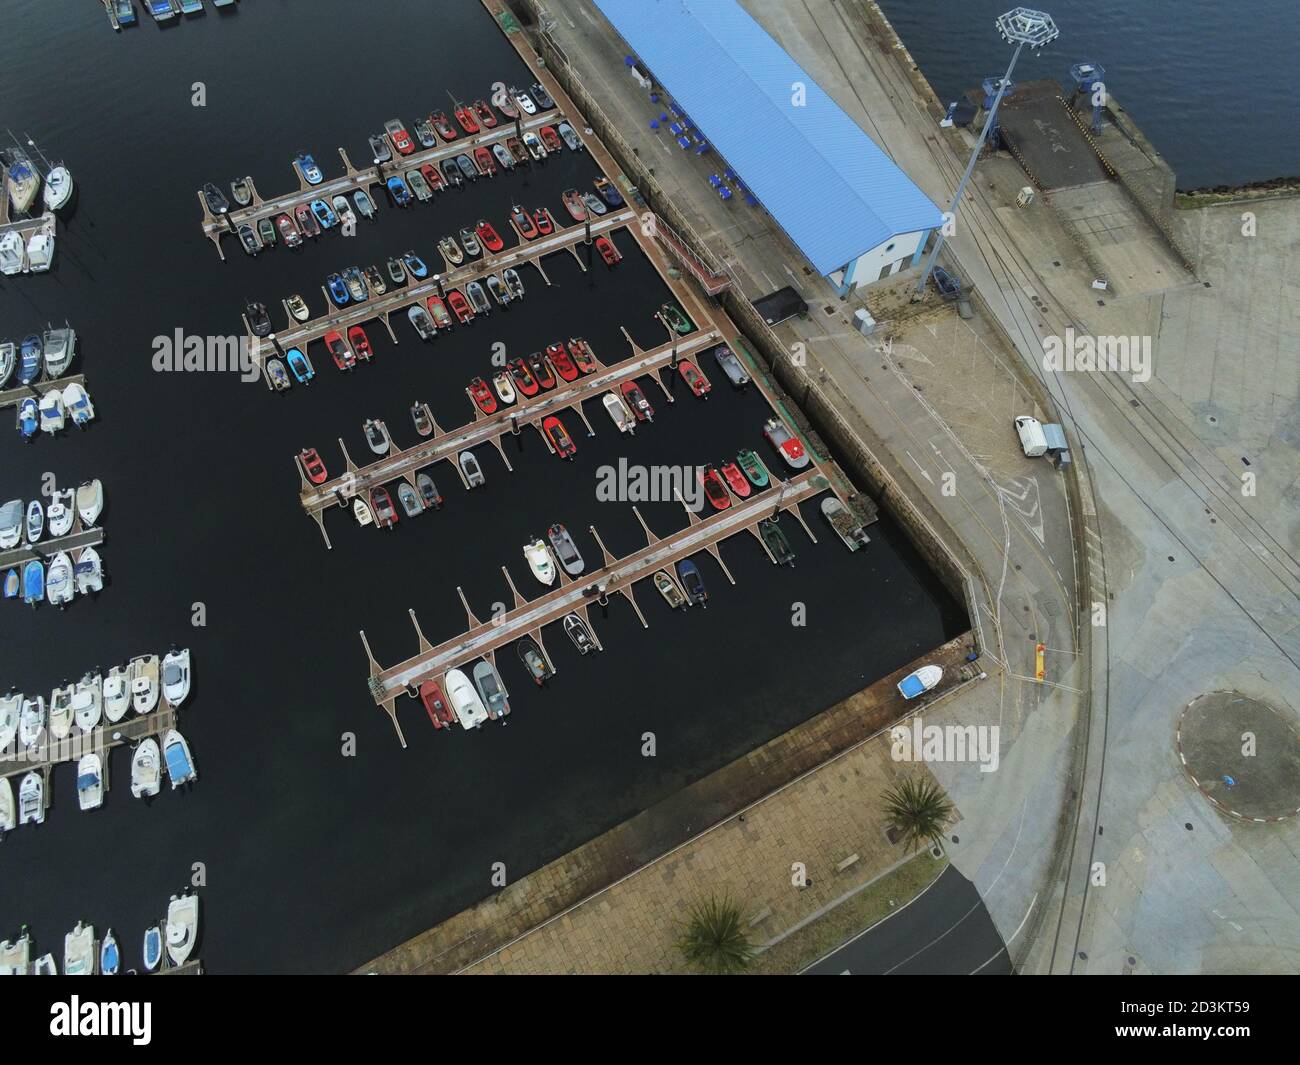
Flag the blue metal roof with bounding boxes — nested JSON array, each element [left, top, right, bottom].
[[593, 0, 944, 275]]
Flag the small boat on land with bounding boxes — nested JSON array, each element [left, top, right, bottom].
[[165, 893, 200, 965], [676, 559, 708, 606], [603, 392, 634, 434], [764, 417, 810, 469], [63, 922, 95, 975], [163, 647, 191, 706], [564, 613, 596, 654], [517, 637, 554, 686], [130, 654, 160, 714], [523, 538, 556, 586], [700, 466, 731, 510], [678, 359, 711, 398], [653, 570, 686, 609], [420, 679, 455, 729], [164, 729, 197, 788], [19, 772, 43, 824], [142, 926, 163, 972], [445, 669, 488, 730], [738, 449, 769, 489], [898, 665, 943, 700], [131, 738, 162, 799], [104, 665, 130, 722], [547, 523, 584, 576], [472, 661, 510, 720], [713, 344, 750, 387], [543, 415, 576, 459], [76, 753, 104, 811], [822, 497, 870, 550], [760, 518, 796, 566]]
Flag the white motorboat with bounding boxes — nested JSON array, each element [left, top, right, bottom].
[[165, 894, 200, 966], [25, 499, 43, 542], [76, 479, 104, 525], [49, 681, 74, 738], [18, 772, 43, 825], [163, 728, 196, 788], [43, 166, 74, 212], [362, 418, 391, 456], [0, 777, 14, 837], [19, 695, 45, 749], [162, 647, 191, 706], [76, 753, 104, 811], [522, 537, 556, 586], [99, 929, 120, 976], [472, 660, 511, 720], [47, 488, 75, 537], [897, 664, 944, 700], [45, 551, 74, 606], [444, 668, 489, 730], [103, 664, 131, 722], [142, 926, 162, 972], [42, 325, 76, 377], [0, 931, 28, 973], [0, 341, 13, 388], [352, 498, 373, 527], [0, 690, 20, 749], [0, 499, 22, 548], [38, 389, 65, 433], [63, 921, 95, 975], [25, 231, 54, 273], [130, 654, 160, 714], [603, 392, 635, 434], [459, 450, 485, 487], [0, 232, 24, 275], [131, 738, 162, 799], [33, 953, 56, 975], [63, 382, 95, 427], [72, 671, 103, 731], [74, 546, 104, 594]]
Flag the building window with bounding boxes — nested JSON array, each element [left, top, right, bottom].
[[885, 243, 895, 252]]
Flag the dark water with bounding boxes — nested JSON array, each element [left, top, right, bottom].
[[878, 0, 1299, 189], [0, 0, 963, 972]]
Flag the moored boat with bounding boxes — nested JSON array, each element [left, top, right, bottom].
[[46, 552, 74, 606], [676, 559, 708, 606], [713, 344, 750, 387], [472, 660, 510, 720], [561, 189, 587, 221], [542, 415, 575, 459], [72, 671, 102, 731], [103, 665, 130, 722], [162, 646, 191, 706], [517, 637, 554, 686], [76, 753, 104, 811], [547, 522, 584, 576], [563, 613, 596, 654], [653, 570, 686, 609], [759, 518, 796, 566], [677, 359, 711, 398], [659, 302, 694, 335], [445, 668, 488, 730], [522, 537, 555, 585], [737, 449, 769, 489], [763, 417, 810, 469], [721, 460, 751, 497], [63, 922, 94, 975], [620, 380, 653, 421], [700, 466, 730, 510], [131, 738, 162, 799], [130, 654, 160, 714], [163, 729, 197, 788], [508, 357, 539, 397], [821, 497, 870, 551], [165, 893, 200, 964], [420, 679, 455, 729], [411, 402, 433, 437], [568, 337, 597, 373], [18, 771, 43, 825], [491, 371, 516, 405], [603, 392, 634, 434]]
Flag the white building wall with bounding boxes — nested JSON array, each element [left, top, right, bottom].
[[837, 229, 927, 292]]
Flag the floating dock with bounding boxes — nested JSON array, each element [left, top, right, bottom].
[[0, 373, 86, 413], [0, 523, 104, 573]]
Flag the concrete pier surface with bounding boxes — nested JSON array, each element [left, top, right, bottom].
[[432, 0, 1299, 976]]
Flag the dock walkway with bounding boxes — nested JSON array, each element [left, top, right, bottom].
[[0, 524, 103, 572]]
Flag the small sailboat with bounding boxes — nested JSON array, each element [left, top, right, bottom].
[[100, 930, 120, 975], [653, 570, 686, 609], [165, 893, 200, 965], [103, 664, 131, 722], [72, 671, 103, 732], [63, 922, 95, 975], [523, 538, 556, 586], [76, 753, 104, 811], [547, 523, 584, 576], [73, 547, 104, 594], [897, 665, 943, 700], [18, 772, 43, 825], [130, 654, 160, 715], [162, 647, 191, 706], [142, 926, 163, 972], [163, 729, 197, 788], [131, 738, 162, 799], [563, 613, 596, 654]]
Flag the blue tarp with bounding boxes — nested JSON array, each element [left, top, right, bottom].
[[165, 742, 192, 780]]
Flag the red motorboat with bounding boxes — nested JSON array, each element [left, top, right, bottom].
[[678, 359, 711, 398], [476, 219, 504, 253], [721, 460, 751, 498], [430, 111, 458, 141], [620, 380, 653, 421], [547, 342, 579, 382], [346, 325, 373, 361], [508, 357, 540, 397], [527, 350, 557, 389], [420, 163, 446, 192], [295, 203, 321, 238], [472, 99, 499, 128], [371, 486, 399, 528], [596, 235, 622, 265], [543, 415, 576, 459], [275, 213, 302, 246], [420, 679, 455, 729], [533, 207, 555, 236], [510, 204, 538, 240], [568, 338, 597, 373], [469, 376, 497, 414], [700, 467, 731, 511], [426, 295, 453, 330], [454, 105, 480, 135], [474, 146, 496, 176], [447, 289, 474, 324], [323, 330, 354, 371], [561, 189, 586, 221], [539, 125, 562, 153], [298, 448, 328, 485]]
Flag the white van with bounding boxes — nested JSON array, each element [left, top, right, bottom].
[[1014, 416, 1048, 458]]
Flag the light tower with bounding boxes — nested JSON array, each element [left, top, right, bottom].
[[915, 7, 1059, 297]]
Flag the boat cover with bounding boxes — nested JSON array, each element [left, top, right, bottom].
[[165, 743, 192, 779]]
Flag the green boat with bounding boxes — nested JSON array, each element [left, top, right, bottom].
[[660, 302, 693, 335], [737, 449, 769, 488], [759, 518, 795, 567]]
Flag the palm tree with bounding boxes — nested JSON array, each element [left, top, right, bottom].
[[677, 894, 754, 974], [883, 775, 954, 854]]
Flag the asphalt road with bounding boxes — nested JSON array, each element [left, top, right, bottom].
[[802, 866, 1013, 975]]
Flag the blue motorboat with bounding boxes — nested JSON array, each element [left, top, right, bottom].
[[326, 274, 350, 306], [113, 0, 137, 26], [675, 559, 707, 607], [17, 335, 42, 385], [386, 175, 411, 206], [402, 250, 428, 279], [147, 0, 177, 22], [142, 926, 163, 972], [100, 931, 120, 975], [286, 348, 313, 383], [309, 198, 336, 229], [295, 152, 323, 185], [22, 560, 44, 606], [17, 398, 38, 440], [179, 0, 202, 13], [594, 177, 624, 208], [3, 569, 18, 599]]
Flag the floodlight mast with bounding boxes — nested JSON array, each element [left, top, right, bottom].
[[914, 8, 1059, 297]]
